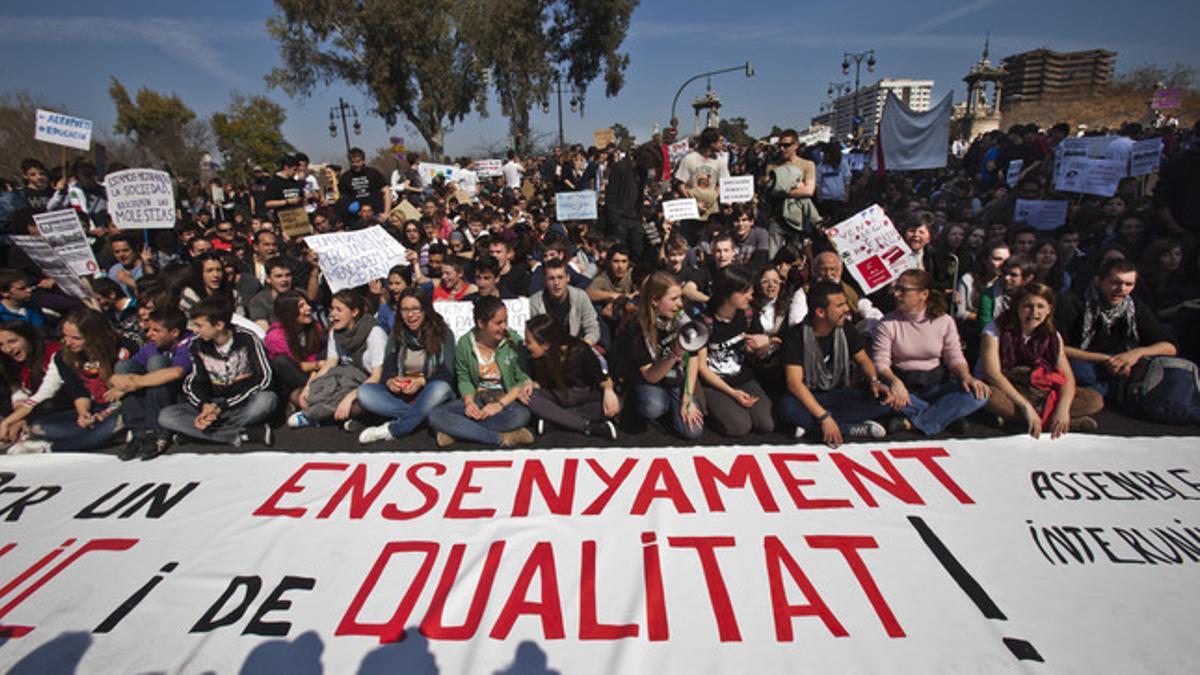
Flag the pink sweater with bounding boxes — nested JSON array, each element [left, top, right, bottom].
[[872, 311, 966, 373]]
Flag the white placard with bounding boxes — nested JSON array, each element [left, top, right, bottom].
[[1053, 157, 1124, 197], [34, 108, 93, 150], [824, 204, 915, 294], [473, 159, 503, 178], [1006, 159, 1024, 188], [8, 234, 93, 300], [1130, 138, 1164, 177], [32, 209, 100, 276], [434, 297, 530, 341], [0, 436, 1198, 673], [555, 191, 598, 221], [662, 198, 700, 222], [105, 169, 177, 229], [419, 162, 478, 195], [1014, 199, 1069, 231], [304, 225, 408, 294], [719, 176, 755, 204]]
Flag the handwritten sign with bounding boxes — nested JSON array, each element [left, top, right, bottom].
[[277, 207, 313, 238], [825, 204, 915, 294], [8, 234, 93, 300], [34, 109, 93, 150], [593, 127, 616, 149], [304, 225, 408, 294], [105, 169, 176, 229], [1130, 138, 1163, 177], [33, 209, 99, 276], [662, 198, 700, 222], [434, 297, 530, 341], [1054, 157, 1124, 197], [719, 176, 755, 204], [1014, 199, 1069, 231], [473, 159, 503, 178], [555, 191, 598, 221]]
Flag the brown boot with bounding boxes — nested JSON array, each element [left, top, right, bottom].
[[498, 428, 534, 448], [1069, 416, 1098, 432], [436, 432, 455, 448]]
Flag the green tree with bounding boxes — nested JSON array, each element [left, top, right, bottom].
[[108, 78, 209, 179], [210, 93, 294, 184], [718, 117, 754, 147], [611, 122, 634, 150]]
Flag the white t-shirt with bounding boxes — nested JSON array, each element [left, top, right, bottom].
[[674, 151, 730, 191], [325, 325, 388, 372], [502, 160, 523, 190]]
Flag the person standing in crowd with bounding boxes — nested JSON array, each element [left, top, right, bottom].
[[107, 307, 192, 459], [873, 269, 991, 435], [675, 127, 731, 245], [339, 147, 391, 218], [697, 267, 774, 437], [763, 129, 818, 256], [979, 283, 1102, 438], [18, 159, 54, 213], [428, 296, 534, 448], [264, 291, 325, 409], [357, 290, 457, 445], [519, 314, 619, 439], [262, 155, 304, 219], [502, 150, 524, 194], [0, 321, 59, 446], [627, 271, 704, 439]]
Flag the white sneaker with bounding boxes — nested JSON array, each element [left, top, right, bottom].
[[847, 420, 887, 439], [793, 426, 807, 440], [7, 440, 52, 455], [358, 424, 395, 445], [287, 411, 315, 429]]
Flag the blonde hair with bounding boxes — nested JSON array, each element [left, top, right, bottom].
[[638, 271, 681, 356]]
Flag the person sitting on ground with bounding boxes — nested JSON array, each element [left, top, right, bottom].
[[696, 267, 775, 437], [626, 271, 704, 439], [246, 258, 295, 331], [264, 291, 325, 408], [374, 264, 412, 333], [463, 255, 503, 302], [431, 257, 475, 302], [587, 243, 637, 322], [0, 269, 45, 330], [289, 289, 388, 430], [777, 281, 894, 447], [107, 307, 193, 459], [0, 321, 59, 447], [873, 269, 991, 436], [978, 254, 1035, 326], [179, 251, 243, 317], [518, 314, 619, 440], [529, 258, 600, 345], [979, 282, 1102, 438], [158, 296, 276, 448], [427, 296, 534, 448], [357, 290, 457, 445]]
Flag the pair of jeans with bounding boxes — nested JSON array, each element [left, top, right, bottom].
[[30, 409, 122, 452], [357, 380, 455, 437], [427, 399, 530, 445], [777, 387, 891, 433], [633, 383, 703, 440], [114, 356, 178, 433], [901, 380, 988, 435], [158, 391, 278, 445]]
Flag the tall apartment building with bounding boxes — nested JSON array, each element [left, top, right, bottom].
[[1000, 49, 1116, 105], [817, 79, 934, 140]]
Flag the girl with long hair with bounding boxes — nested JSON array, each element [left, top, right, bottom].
[[0, 321, 60, 445], [980, 282, 1102, 437], [357, 290, 457, 444], [179, 251, 241, 315], [698, 267, 775, 436], [264, 291, 326, 407], [518, 314, 619, 439], [1032, 239, 1069, 293], [374, 264, 413, 334], [627, 271, 704, 439]]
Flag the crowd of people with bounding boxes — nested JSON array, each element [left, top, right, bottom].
[[1, 117, 1198, 458]]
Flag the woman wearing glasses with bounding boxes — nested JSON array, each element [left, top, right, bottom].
[[873, 269, 990, 435]]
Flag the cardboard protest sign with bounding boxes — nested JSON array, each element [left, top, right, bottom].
[[593, 127, 616, 149], [555, 191, 598, 221], [304, 225, 408, 293], [719, 176, 755, 204], [33, 209, 99, 276], [662, 198, 700, 222], [1054, 157, 1124, 197], [825, 204, 915, 294], [1130, 138, 1164, 177], [104, 169, 176, 229], [1014, 199, 1069, 231], [1006, 159, 1024, 188], [474, 159, 503, 178], [34, 108, 93, 150], [392, 200, 421, 224], [3, 436, 1199, 673], [277, 207, 313, 238], [8, 234, 93, 300], [434, 297, 530, 341]]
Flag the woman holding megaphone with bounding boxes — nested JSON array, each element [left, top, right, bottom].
[[627, 271, 705, 439]]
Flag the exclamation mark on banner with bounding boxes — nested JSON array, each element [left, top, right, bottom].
[[907, 516, 1044, 663]]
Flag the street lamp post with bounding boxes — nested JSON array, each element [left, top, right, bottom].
[[542, 74, 583, 150], [669, 62, 755, 129], [329, 97, 362, 156], [841, 50, 876, 140]]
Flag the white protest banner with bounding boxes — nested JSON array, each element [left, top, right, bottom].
[[34, 109, 93, 150], [1014, 199, 1069, 231], [104, 169, 176, 229], [662, 198, 700, 222], [555, 191, 598, 221], [719, 176, 755, 204], [1006, 159, 1023, 188], [474, 159, 503, 178], [33, 210, 99, 276], [825, 204, 914, 294], [668, 139, 690, 168], [434, 297, 530, 341], [0, 436, 1198, 673], [304, 225, 408, 293], [1054, 157, 1124, 197], [419, 162, 478, 196], [1130, 138, 1164, 177], [8, 235, 93, 300]]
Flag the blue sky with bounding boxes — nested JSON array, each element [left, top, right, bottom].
[[1, 0, 1195, 164]]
